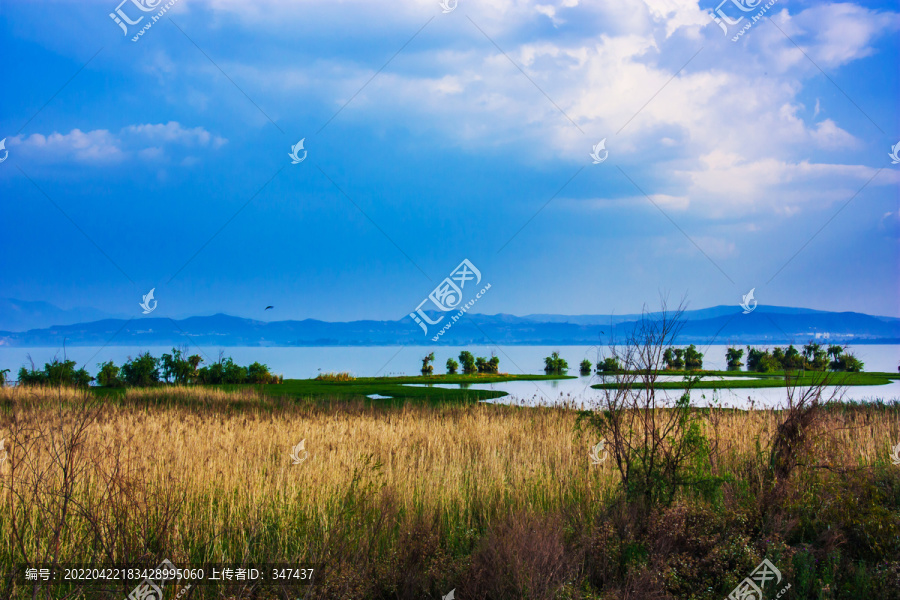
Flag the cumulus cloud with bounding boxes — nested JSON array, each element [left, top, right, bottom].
[[13, 129, 124, 164], [152, 0, 897, 222], [11, 122, 227, 165], [123, 122, 228, 148]]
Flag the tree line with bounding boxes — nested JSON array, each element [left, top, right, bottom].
[[477, 342, 865, 378], [421, 351, 500, 375], [11, 348, 282, 388], [725, 343, 864, 372]]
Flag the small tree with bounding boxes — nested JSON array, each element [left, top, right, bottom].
[[783, 345, 804, 370], [544, 352, 568, 375], [475, 355, 500, 374], [475, 356, 486, 374], [671, 348, 685, 369], [579, 299, 724, 523], [827, 345, 845, 370], [683, 344, 703, 370], [459, 351, 477, 375], [596, 357, 621, 373], [580, 359, 592, 375], [446, 358, 459, 375], [832, 351, 864, 372], [96, 361, 124, 388], [248, 361, 277, 384], [421, 352, 435, 376], [121, 353, 160, 387], [725, 347, 744, 369], [663, 348, 675, 369], [803, 342, 828, 371], [160, 351, 176, 384]]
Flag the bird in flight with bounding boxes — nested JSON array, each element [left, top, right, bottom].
[[265, 306, 274, 310]]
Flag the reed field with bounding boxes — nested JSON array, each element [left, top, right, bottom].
[[1, 385, 899, 599]]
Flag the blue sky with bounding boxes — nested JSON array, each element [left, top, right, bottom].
[[1, 0, 898, 322]]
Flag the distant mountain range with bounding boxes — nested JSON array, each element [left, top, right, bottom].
[[0, 298, 127, 332], [0, 300, 897, 347]]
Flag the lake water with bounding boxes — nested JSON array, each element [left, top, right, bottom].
[[2, 344, 898, 408]]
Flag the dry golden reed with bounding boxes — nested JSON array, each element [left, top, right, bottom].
[[0, 385, 897, 572]]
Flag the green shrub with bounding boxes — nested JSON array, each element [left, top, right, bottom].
[[96, 360, 124, 388], [446, 358, 459, 375], [544, 352, 568, 375], [459, 351, 477, 375], [121, 352, 161, 387], [17, 358, 92, 387]]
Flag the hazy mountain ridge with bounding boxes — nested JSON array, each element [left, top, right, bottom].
[[0, 304, 897, 347], [0, 298, 127, 331]]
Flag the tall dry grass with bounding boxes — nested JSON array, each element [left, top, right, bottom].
[[0, 385, 897, 599]]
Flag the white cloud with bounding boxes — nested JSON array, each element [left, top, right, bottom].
[[161, 0, 897, 223], [13, 129, 124, 164], [124, 122, 228, 148], [11, 122, 227, 165]]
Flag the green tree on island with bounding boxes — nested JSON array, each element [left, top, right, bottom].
[[580, 359, 592, 375], [544, 352, 568, 375], [725, 347, 744, 369], [446, 358, 459, 375], [474, 355, 500, 374], [459, 351, 477, 375], [596, 357, 621, 373], [421, 352, 435, 376], [663, 347, 685, 370], [683, 345, 703, 370]]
